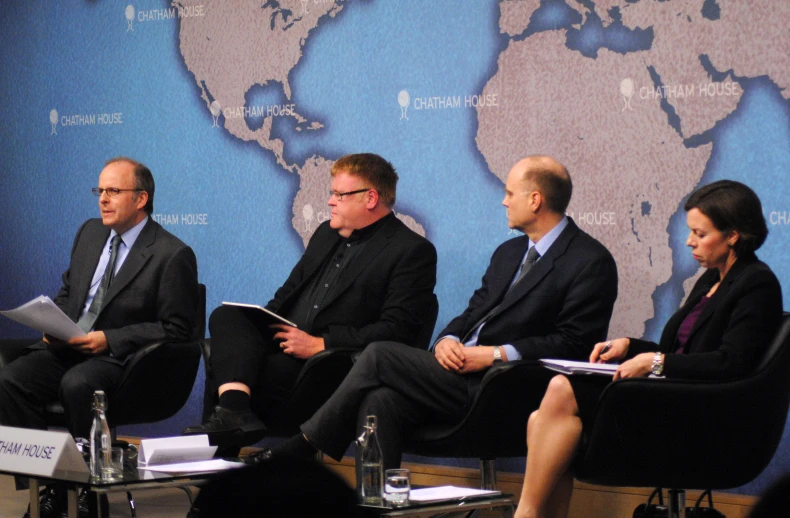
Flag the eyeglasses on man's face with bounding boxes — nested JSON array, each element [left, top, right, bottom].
[[92, 187, 142, 197], [328, 188, 373, 201]]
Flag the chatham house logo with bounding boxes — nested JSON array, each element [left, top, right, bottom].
[[49, 109, 59, 135], [398, 90, 410, 121], [209, 101, 222, 127], [125, 5, 135, 31], [620, 78, 634, 111]]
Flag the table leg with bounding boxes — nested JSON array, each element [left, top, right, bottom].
[[29, 479, 40, 518], [66, 488, 78, 518]]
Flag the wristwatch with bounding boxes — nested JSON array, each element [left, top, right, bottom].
[[492, 346, 503, 365], [651, 352, 664, 376]]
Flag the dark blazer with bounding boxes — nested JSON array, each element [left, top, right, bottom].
[[438, 218, 618, 360], [45, 217, 199, 363], [629, 255, 782, 380], [267, 214, 437, 350]]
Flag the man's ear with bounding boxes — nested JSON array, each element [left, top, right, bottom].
[[365, 189, 380, 210], [134, 191, 149, 211]]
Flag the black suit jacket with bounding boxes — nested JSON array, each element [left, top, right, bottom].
[[629, 255, 782, 380], [438, 218, 618, 360], [267, 214, 437, 350], [44, 218, 199, 363]]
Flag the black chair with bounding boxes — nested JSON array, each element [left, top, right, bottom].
[[403, 360, 556, 489], [0, 284, 206, 433], [573, 313, 790, 517], [200, 295, 440, 436]]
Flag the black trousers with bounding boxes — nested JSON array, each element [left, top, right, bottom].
[[0, 345, 124, 438], [208, 305, 306, 421], [301, 341, 473, 472]]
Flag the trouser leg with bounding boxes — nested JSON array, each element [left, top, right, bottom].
[[302, 341, 470, 463], [0, 347, 77, 490], [0, 347, 74, 430], [250, 351, 305, 424], [209, 305, 280, 388], [59, 358, 125, 438]]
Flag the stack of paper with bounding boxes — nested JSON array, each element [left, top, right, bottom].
[[540, 359, 618, 376]]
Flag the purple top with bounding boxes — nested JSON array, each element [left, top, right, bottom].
[[675, 295, 710, 355]]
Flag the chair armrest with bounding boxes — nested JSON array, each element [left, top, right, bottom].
[[294, 347, 358, 386], [111, 339, 202, 426], [406, 360, 555, 458]]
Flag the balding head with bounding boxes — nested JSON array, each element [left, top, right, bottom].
[[513, 156, 572, 215]]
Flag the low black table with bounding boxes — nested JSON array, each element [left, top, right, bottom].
[[359, 494, 515, 517], [21, 461, 236, 518]]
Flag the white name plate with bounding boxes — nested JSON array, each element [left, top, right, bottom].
[[139, 434, 216, 466], [0, 426, 89, 481]]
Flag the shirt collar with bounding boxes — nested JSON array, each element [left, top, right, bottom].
[[347, 212, 393, 243], [529, 216, 568, 257], [111, 216, 148, 249]]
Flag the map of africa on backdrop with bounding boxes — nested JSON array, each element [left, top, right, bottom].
[[175, 0, 790, 342]]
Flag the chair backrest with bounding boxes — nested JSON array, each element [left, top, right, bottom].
[[414, 294, 439, 350]]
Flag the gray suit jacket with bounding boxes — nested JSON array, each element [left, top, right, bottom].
[[42, 217, 199, 364]]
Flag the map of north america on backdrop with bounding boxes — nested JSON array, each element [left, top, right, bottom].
[[175, 0, 790, 343], [3, 0, 790, 494]]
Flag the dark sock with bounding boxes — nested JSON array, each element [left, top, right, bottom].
[[218, 390, 251, 412], [270, 434, 318, 460]]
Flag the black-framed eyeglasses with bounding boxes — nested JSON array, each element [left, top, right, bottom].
[[328, 188, 372, 201], [92, 187, 142, 197]]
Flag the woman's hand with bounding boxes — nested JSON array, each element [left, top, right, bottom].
[[590, 337, 630, 363], [613, 352, 656, 380]]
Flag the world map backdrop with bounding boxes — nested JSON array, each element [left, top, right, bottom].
[[2, 0, 790, 494]]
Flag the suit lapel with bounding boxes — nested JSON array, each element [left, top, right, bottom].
[[492, 220, 578, 315], [100, 219, 155, 311], [683, 259, 750, 348], [74, 225, 111, 317]]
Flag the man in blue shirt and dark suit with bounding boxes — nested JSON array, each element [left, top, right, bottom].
[[260, 155, 618, 472], [0, 157, 198, 517]]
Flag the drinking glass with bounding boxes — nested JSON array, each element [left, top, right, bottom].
[[383, 468, 410, 506]]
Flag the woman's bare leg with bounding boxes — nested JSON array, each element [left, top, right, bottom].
[[514, 375, 582, 518]]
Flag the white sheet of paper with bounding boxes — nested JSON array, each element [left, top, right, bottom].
[[221, 301, 298, 328], [409, 485, 501, 503], [0, 295, 84, 340], [139, 459, 245, 473], [138, 435, 217, 466], [540, 359, 619, 376]]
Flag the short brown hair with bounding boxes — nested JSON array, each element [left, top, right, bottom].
[[105, 156, 155, 214], [331, 153, 398, 207]]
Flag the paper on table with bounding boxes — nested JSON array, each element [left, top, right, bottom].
[[140, 459, 245, 474], [409, 486, 501, 503], [540, 359, 619, 376], [138, 435, 217, 466], [0, 295, 84, 340]]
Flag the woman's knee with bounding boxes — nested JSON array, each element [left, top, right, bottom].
[[540, 375, 578, 416]]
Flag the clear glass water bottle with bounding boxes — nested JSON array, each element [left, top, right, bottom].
[[89, 390, 111, 478], [357, 415, 384, 505]]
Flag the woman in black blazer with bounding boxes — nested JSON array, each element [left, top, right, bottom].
[[515, 180, 783, 518]]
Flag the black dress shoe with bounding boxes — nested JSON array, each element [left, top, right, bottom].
[[245, 448, 273, 465], [182, 406, 267, 445], [23, 486, 64, 518], [71, 489, 109, 518]]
